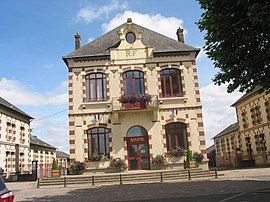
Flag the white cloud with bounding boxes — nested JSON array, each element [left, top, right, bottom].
[[0, 78, 67, 106], [103, 11, 184, 40], [197, 47, 208, 61], [200, 83, 243, 147], [76, 0, 128, 24]]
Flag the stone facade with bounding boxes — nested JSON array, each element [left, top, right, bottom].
[[0, 97, 32, 174], [214, 88, 270, 167], [63, 19, 207, 170], [29, 135, 56, 165], [234, 89, 270, 165]]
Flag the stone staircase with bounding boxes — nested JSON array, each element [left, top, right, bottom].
[[37, 169, 223, 188]]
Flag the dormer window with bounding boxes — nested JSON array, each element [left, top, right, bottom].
[[126, 32, 136, 44]]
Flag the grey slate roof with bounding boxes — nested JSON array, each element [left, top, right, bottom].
[[231, 86, 262, 107], [30, 135, 56, 149], [56, 150, 70, 159], [213, 122, 239, 139], [0, 97, 33, 119], [63, 23, 199, 59]]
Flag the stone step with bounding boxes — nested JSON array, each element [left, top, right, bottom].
[[38, 169, 219, 187]]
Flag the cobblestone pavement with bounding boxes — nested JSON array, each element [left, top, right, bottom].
[[6, 168, 270, 202]]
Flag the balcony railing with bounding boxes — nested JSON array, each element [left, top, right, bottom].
[[112, 94, 159, 111]]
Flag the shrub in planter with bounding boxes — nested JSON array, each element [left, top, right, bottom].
[[151, 154, 168, 169], [193, 152, 204, 166], [109, 158, 127, 171], [184, 149, 196, 169], [167, 146, 185, 157], [70, 161, 86, 175], [51, 158, 60, 177]]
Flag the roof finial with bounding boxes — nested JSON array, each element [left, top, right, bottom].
[[127, 18, 132, 23]]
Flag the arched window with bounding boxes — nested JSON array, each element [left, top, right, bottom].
[[161, 68, 182, 97], [88, 127, 109, 158], [85, 73, 107, 102], [127, 125, 148, 137], [123, 71, 145, 96], [165, 122, 187, 151]]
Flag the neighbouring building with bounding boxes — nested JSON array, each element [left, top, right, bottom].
[[63, 18, 207, 170], [56, 150, 70, 169], [29, 135, 56, 165], [213, 123, 241, 167], [29, 135, 57, 178], [214, 87, 270, 168], [0, 97, 32, 175]]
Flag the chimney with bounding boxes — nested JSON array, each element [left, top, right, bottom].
[[74, 33, 81, 50], [176, 28, 184, 43]]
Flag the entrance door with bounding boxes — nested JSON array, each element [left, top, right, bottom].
[[126, 125, 150, 170], [127, 142, 150, 170]]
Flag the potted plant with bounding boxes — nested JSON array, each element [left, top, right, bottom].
[[193, 152, 204, 167], [151, 154, 168, 170], [69, 161, 86, 175], [184, 149, 196, 169], [109, 158, 127, 172], [51, 158, 60, 177]]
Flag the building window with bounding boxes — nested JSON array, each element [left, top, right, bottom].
[[250, 106, 262, 125], [85, 73, 107, 102], [161, 68, 183, 97], [87, 127, 109, 158], [165, 122, 188, 151], [126, 32, 136, 44], [241, 111, 248, 128], [123, 71, 145, 96], [265, 101, 270, 121]]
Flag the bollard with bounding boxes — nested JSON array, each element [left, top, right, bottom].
[[64, 177, 67, 187], [160, 172, 163, 183], [120, 174, 123, 185], [215, 168, 218, 178], [188, 170, 191, 180], [37, 178, 40, 188], [92, 175, 95, 186]]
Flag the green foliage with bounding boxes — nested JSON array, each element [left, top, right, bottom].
[[152, 155, 168, 166], [197, 0, 270, 93], [52, 158, 60, 170], [109, 158, 127, 171], [186, 149, 193, 162]]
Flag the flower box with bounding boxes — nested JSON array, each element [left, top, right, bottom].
[[123, 102, 145, 109]]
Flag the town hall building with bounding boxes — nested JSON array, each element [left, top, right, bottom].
[[63, 18, 207, 170]]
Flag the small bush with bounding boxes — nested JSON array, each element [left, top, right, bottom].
[[52, 158, 60, 170], [152, 154, 168, 168], [186, 149, 193, 162], [109, 158, 127, 171], [70, 161, 86, 175], [193, 152, 204, 164]]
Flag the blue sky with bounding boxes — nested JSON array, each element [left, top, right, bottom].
[[0, 0, 242, 152]]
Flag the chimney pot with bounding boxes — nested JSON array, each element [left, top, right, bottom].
[[176, 28, 184, 43], [74, 33, 81, 50], [127, 18, 132, 23]]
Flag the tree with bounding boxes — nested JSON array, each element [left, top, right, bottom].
[[197, 0, 270, 93]]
